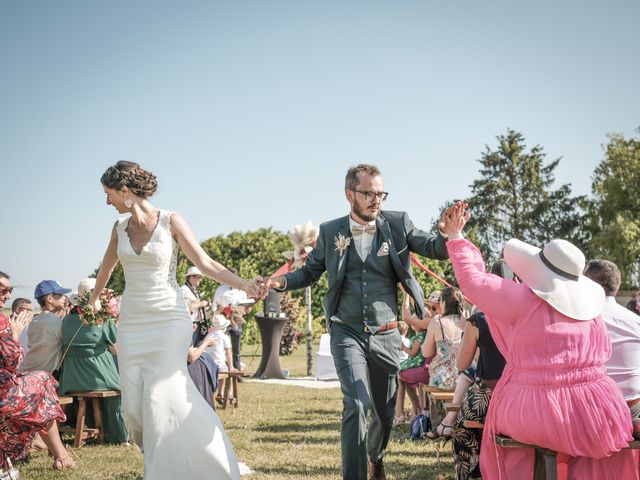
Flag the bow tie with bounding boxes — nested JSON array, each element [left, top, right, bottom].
[[351, 224, 376, 236]]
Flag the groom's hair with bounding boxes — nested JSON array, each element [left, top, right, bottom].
[[345, 164, 381, 190]]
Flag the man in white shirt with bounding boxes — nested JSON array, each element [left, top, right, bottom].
[[585, 259, 640, 439], [181, 266, 211, 345], [22, 280, 71, 373]]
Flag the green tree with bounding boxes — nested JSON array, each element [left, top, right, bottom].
[[467, 129, 588, 261], [590, 130, 640, 288]]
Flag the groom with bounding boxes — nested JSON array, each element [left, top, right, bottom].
[[266, 164, 449, 479]]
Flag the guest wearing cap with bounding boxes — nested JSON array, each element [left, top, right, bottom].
[[443, 201, 639, 480], [0, 271, 75, 471], [584, 260, 640, 440], [57, 278, 128, 444], [22, 280, 72, 373]]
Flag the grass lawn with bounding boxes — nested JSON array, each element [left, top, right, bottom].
[[16, 344, 455, 479]]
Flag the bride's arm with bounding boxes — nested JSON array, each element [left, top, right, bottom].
[[89, 223, 120, 308], [170, 213, 260, 296]]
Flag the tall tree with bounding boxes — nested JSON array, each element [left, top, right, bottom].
[[590, 130, 640, 288], [467, 129, 587, 260]]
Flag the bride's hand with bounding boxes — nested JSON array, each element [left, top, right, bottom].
[[87, 298, 102, 313], [243, 276, 265, 299]]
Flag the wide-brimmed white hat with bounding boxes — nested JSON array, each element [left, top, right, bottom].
[[503, 238, 604, 321], [186, 266, 203, 277], [211, 314, 231, 330]]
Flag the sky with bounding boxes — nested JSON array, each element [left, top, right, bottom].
[[1, 0, 639, 303]]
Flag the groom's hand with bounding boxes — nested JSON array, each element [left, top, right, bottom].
[[263, 276, 285, 294]]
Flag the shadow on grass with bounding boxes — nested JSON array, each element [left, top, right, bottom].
[[257, 433, 339, 444], [113, 473, 143, 480], [254, 420, 341, 433]]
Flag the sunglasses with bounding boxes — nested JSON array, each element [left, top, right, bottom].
[[0, 286, 14, 295]]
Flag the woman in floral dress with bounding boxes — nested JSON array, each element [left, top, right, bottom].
[[0, 271, 74, 471]]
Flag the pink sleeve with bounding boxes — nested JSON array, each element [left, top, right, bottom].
[[0, 314, 24, 373], [447, 239, 525, 326]]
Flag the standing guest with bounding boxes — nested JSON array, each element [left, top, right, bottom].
[[444, 200, 639, 479], [182, 266, 211, 345], [213, 268, 253, 371], [22, 280, 72, 373], [57, 278, 128, 444], [266, 164, 450, 480], [0, 271, 75, 471], [11, 298, 32, 354], [584, 260, 640, 440]]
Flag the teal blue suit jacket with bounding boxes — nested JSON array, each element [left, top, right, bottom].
[[282, 210, 448, 320]]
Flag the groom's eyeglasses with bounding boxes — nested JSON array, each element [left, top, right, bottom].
[[0, 286, 13, 295], [351, 190, 389, 202]]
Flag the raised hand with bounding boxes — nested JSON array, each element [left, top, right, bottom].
[[10, 309, 33, 341], [440, 200, 470, 238]]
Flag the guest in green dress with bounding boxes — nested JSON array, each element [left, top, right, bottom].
[[57, 279, 127, 444]]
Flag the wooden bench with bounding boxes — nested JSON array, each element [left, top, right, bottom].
[[463, 420, 484, 429], [444, 402, 460, 413], [58, 396, 73, 406], [59, 390, 120, 448], [420, 384, 454, 424], [217, 371, 247, 411]]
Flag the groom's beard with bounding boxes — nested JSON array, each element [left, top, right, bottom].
[[352, 200, 380, 223]]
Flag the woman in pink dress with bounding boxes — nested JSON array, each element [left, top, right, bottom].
[[441, 201, 639, 480]]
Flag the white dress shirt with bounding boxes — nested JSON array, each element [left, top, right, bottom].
[[349, 216, 377, 261], [601, 296, 640, 401]]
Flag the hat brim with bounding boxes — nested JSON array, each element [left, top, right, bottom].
[[213, 320, 231, 329], [503, 239, 604, 321]]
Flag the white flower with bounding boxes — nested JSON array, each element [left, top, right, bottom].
[[334, 232, 352, 257]]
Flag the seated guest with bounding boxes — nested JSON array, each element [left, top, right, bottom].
[[22, 280, 71, 373], [187, 318, 219, 410], [0, 271, 75, 471], [398, 291, 430, 421], [584, 260, 640, 440], [451, 310, 507, 479], [402, 290, 442, 332], [394, 321, 411, 424], [422, 286, 464, 390], [444, 200, 638, 479], [57, 278, 127, 444], [11, 298, 32, 354], [626, 290, 640, 316]]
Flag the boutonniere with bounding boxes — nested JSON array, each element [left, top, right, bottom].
[[334, 232, 352, 257]]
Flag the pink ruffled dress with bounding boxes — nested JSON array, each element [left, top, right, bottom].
[[448, 239, 639, 480]]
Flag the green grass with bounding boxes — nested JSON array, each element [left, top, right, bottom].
[[16, 344, 455, 479]]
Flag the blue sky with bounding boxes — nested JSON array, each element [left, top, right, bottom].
[[1, 1, 639, 303]]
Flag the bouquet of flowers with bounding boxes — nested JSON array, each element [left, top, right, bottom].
[[76, 289, 120, 326]]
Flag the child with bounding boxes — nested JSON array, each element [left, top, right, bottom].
[[394, 321, 411, 424], [205, 315, 236, 403]]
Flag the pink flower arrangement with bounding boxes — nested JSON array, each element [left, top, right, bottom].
[[77, 289, 119, 326]]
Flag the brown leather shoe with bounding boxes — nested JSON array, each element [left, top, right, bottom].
[[368, 458, 386, 480]]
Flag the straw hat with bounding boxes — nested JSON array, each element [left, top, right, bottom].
[[70, 278, 96, 305], [503, 238, 605, 321]]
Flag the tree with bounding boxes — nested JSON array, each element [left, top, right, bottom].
[[467, 129, 588, 261], [590, 130, 640, 288]]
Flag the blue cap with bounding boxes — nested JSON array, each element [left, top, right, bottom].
[[34, 280, 72, 299]]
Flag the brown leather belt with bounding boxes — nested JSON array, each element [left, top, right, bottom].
[[374, 321, 398, 333], [364, 321, 398, 333]]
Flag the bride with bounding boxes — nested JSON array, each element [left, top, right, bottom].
[[88, 161, 261, 479]]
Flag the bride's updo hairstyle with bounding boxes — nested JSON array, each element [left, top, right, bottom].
[[101, 161, 158, 198]]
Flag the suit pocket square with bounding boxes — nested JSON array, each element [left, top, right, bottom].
[[377, 242, 390, 256]]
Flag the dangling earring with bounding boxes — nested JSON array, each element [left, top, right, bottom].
[[124, 199, 133, 209]]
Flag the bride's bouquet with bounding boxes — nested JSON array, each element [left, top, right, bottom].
[[76, 289, 120, 326]]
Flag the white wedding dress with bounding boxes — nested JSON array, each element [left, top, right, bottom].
[[116, 209, 241, 479]]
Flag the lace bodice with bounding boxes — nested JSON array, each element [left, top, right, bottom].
[[117, 209, 179, 290]]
